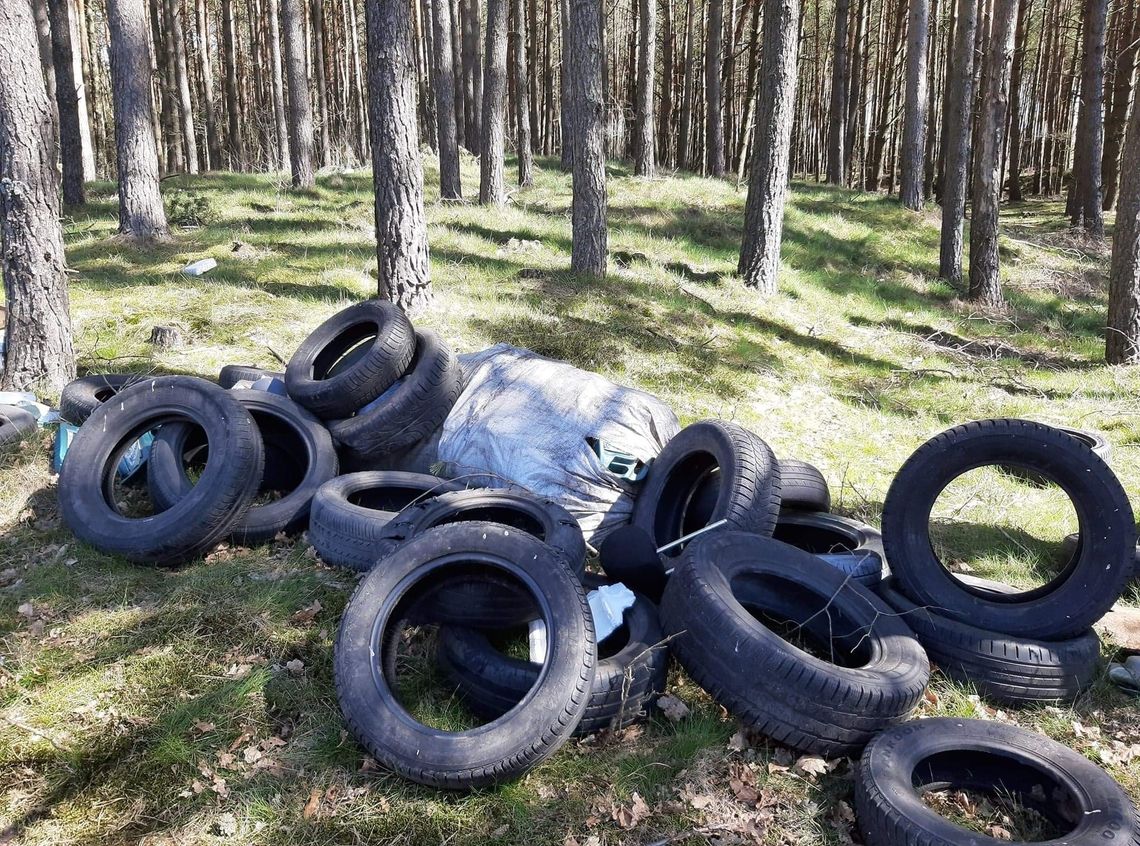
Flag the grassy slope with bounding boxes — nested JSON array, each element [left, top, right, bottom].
[[1, 155, 1138, 845]]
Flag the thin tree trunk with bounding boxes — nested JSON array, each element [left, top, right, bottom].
[[451, 0, 466, 148], [845, 0, 866, 182], [1070, 0, 1108, 234], [1102, 0, 1137, 210], [511, 0, 534, 184], [348, 0, 369, 159], [221, 0, 243, 168], [634, 0, 656, 175], [0, 0, 76, 391], [432, 0, 463, 196], [106, 0, 169, 239], [1105, 78, 1140, 363], [196, 0, 223, 168], [165, 0, 199, 173], [968, 0, 1019, 306], [312, 0, 333, 166], [678, 0, 696, 169], [937, 0, 976, 283], [282, 0, 316, 186], [738, 0, 801, 294], [151, 0, 181, 173], [658, 0, 675, 166], [899, 0, 930, 208], [560, 0, 573, 168], [1005, 0, 1030, 201], [705, 0, 725, 175], [569, 0, 607, 277], [33, 1, 58, 126], [480, 0, 509, 204], [48, 0, 87, 204], [827, 0, 851, 185], [365, 0, 433, 309], [267, 0, 291, 169]]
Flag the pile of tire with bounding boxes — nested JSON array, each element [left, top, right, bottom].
[[875, 419, 1136, 705]]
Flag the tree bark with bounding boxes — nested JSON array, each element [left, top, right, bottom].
[[282, 0, 316, 186], [738, 0, 801, 295], [633, 0, 656, 176], [165, 0, 199, 173], [658, 0, 674, 166], [705, 0, 725, 175], [559, 0, 573, 169], [220, 0, 243, 168], [1102, 0, 1137, 210], [827, 0, 851, 184], [196, 0, 223, 169], [569, 0, 607, 277], [968, 0, 1019, 306], [33, 0, 58, 122], [107, 0, 169, 239], [1070, 0, 1108, 234], [937, 0, 976, 284], [1005, 0, 1030, 201], [0, 0, 76, 391], [267, 0, 291, 169], [1105, 79, 1140, 363], [365, 0, 433, 309], [47, 0, 86, 204], [678, 0, 696, 169], [432, 0, 463, 196], [480, 0, 509, 204], [511, 0, 534, 184], [899, 0, 929, 209], [312, 0, 333, 166]]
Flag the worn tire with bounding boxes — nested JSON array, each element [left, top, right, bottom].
[[660, 532, 929, 757], [308, 471, 464, 571], [855, 718, 1140, 846], [218, 364, 284, 388], [773, 511, 886, 586], [876, 577, 1100, 704], [58, 377, 264, 566], [59, 374, 145, 425], [0, 405, 38, 446], [882, 419, 1135, 640], [334, 522, 596, 789], [327, 329, 461, 457], [777, 459, 831, 512], [436, 576, 668, 736], [148, 391, 337, 545], [285, 299, 415, 419], [633, 420, 781, 562]]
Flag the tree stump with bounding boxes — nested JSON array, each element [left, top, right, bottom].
[[149, 325, 184, 349]]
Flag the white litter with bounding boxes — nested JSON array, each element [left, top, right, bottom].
[[182, 257, 218, 276]]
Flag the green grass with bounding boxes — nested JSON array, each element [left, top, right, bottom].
[[2, 153, 1139, 844]]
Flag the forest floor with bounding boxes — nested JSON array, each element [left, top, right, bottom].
[[1, 155, 1139, 846]]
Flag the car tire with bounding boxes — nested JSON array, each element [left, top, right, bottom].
[[777, 459, 831, 512], [660, 532, 929, 757], [334, 522, 596, 789], [881, 419, 1135, 640], [773, 511, 886, 586], [59, 374, 145, 425], [285, 299, 415, 419], [856, 718, 1140, 846], [58, 377, 263, 565], [218, 364, 285, 389], [0, 405, 38, 446]]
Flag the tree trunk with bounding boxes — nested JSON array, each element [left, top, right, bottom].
[[432, 0, 463, 196], [151, 0, 180, 173], [678, 0, 696, 169], [865, 0, 906, 190], [196, 0, 223, 169], [220, 0, 243, 168], [658, 0, 674, 166], [1102, 0, 1137, 210], [1070, 0, 1108, 234], [968, 0, 1019, 306], [1005, 0, 1030, 201], [559, 0, 573, 168], [480, 0, 508, 204], [633, 0, 656, 176], [348, 0, 369, 160], [48, 0, 86, 204], [312, 0, 333, 166], [1105, 79, 1140, 363], [899, 0, 929, 209], [107, 0, 169, 239], [365, 0, 433, 309], [0, 0, 76, 392], [937, 0, 976, 284], [845, 0, 866, 180], [33, 0, 58, 123], [511, 0, 534, 184], [738, 0, 801, 294], [705, 0, 725, 175], [267, 0, 291, 169], [569, 0, 607, 277], [827, 0, 851, 184], [465, 0, 484, 154], [164, 0, 199, 173], [282, 0, 316, 186]]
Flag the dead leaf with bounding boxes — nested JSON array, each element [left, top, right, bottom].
[[612, 792, 650, 829], [727, 729, 748, 752], [303, 787, 323, 820], [490, 824, 509, 837], [794, 755, 830, 778], [286, 659, 305, 676], [835, 800, 856, 822], [17, 602, 34, 618], [291, 601, 322, 625], [193, 721, 216, 736], [987, 825, 1012, 840], [657, 694, 690, 723]]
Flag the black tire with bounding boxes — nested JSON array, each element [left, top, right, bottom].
[[881, 419, 1136, 640], [308, 471, 465, 571], [633, 420, 782, 561], [660, 532, 929, 757], [773, 511, 886, 586], [59, 374, 146, 425], [334, 522, 596, 789], [855, 718, 1140, 846], [218, 364, 284, 389], [877, 577, 1100, 704], [327, 329, 461, 457], [1000, 425, 1113, 485], [285, 299, 415, 419], [435, 576, 668, 736], [0, 405, 38, 446], [58, 377, 264, 566], [777, 459, 831, 512], [147, 391, 338, 545]]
